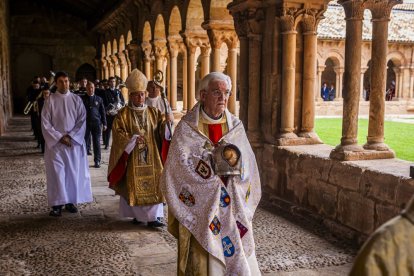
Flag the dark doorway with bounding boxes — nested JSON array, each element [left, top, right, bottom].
[[13, 50, 52, 114], [75, 63, 96, 81]]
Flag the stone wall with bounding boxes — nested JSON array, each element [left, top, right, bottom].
[[10, 5, 96, 113], [0, 0, 12, 134], [316, 99, 414, 116], [257, 143, 414, 243]]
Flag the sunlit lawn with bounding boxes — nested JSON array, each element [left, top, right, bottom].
[[315, 118, 414, 162]]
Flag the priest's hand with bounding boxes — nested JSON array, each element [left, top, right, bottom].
[[59, 135, 72, 147], [135, 135, 145, 145]]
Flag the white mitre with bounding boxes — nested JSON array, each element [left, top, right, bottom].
[[125, 69, 148, 93]]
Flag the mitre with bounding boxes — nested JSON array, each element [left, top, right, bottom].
[[125, 69, 148, 93]]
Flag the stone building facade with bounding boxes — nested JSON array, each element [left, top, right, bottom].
[[0, 0, 413, 242]]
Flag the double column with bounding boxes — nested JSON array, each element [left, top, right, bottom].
[[141, 41, 152, 80], [206, 27, 239, 114], [364, 0, 399, 151], [153, 39, 168, 86], [167, 37, 183, 111]]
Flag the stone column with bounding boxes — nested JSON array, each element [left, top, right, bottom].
[[102, 58, 109, 79], [334, 67, 344, 99], [106, 56, 114, 77], [300, 11, 318, 137], [393, 68, 401, 99], [364, 0, 398, 152], [410, 68, 414, 99], [126, 42, 139, 70], [233, 12, 249, 126], [169, 43, 179, 111], [154, 40, 168, 86], [200, 46, 210, 78], [182, 50, 188, 111], [279, 9, 298, 139], [332, 0, 365, 155], [316, 66, 325, 101], [402, 66, 411, 99], [227, 46, 238, 115], [117, 52, 128, 81], [111, 54, 121, 77], [142, 42, 152, 80], [187, 44, 197, 110]]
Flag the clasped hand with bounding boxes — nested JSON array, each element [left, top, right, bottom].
[[135, 135, 145, 145], [59, 134, 72, 147]]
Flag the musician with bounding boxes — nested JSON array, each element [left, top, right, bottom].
[[34, 85, 51, 153], [26, 80, 41, 140], [102, 76, 125, 150]]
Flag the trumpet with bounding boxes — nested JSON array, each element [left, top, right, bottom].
[[23, 101, 34, 115]]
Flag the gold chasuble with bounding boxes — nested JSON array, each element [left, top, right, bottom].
[[108, 105, 164, 206]]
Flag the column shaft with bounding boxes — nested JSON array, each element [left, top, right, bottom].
[[280, 31, 297, 138], [187, 49, 196, 110], [339, 17, 363, 149], [300, 32, 317, 135], [365, 19, 390, 149], [212, 48, 221, 72], [247, 35, 261, 141], [238, 37, 249, 127], [144, 59, 151, 80], [170, 54, 178, 110], [183, 54, 188, 111], [200, 49, 210, 78], [228, 48, 237, 114]]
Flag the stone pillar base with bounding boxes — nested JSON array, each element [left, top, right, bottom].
[[330, 148, 395, 161], [276, 136, 323, 146], [247, 130, 262, 144]]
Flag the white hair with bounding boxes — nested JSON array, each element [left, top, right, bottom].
[[198, 72, 232, 95]]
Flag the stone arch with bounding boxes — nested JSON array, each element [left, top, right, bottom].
[[154, 14, 166, 40], [169, 6, 182, 36], [112, 39, 118, 55], [324, 51, 343, 68], [106, 41, 112, 57], [387, 51, 405, 67], [143, 21, 152, 42], [119, 35, 126, 52], [126, 30, 133, 45], [208, 0, 232, 21], [185, 0, 206, 32]]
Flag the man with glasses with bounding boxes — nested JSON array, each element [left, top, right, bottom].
[[161, 72, 262, 275]]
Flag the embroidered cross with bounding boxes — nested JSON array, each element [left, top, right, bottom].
[[223, 240, 233, 255]]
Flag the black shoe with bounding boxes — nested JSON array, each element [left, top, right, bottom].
[[87, 151, 92, 156], [94, 162, 100, 168], [49, 206, 62, 217], [65, 203, 78, 213], [131, 218, 143, 225], [147, 220, 165, 228]]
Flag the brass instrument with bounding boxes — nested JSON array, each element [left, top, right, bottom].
[[106, 92, 125, 116], [154, 70, 173, 139], [23, 101, 34, 115], [24, 71, 55, 115]]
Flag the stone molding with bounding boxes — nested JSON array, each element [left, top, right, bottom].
[[141, 41, 152, 61], [182, 32, 210, 54], [153, 39, 168, 59], [366, 0, 401, 20]]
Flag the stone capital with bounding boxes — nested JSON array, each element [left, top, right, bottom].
[[365, 0, 401, 20], [207, 29, 239, 50], [232, 10, 249, 38], [338, 0, 365, 20], [279, 7, 301, 33], [116, 52, 127, 66], [301, 9, 326, 34], [153, 39, 168, 59], [141, 41, 152, 60], [182, 32, 210, 54]]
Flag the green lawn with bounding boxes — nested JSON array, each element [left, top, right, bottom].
[[315, 118, 414, 162]]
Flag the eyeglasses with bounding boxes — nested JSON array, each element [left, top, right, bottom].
[[210, 89, 232, 98]]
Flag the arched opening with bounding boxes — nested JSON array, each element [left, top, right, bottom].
[[14, 51, 52, 113], [321, 58, 337, 101], [126, 30, 133, 45], [386, 60, 397, 101], [75, 63, 96, 82], [106, 41, 112, 57], [209, 0, 233, 21], [363, 60, 372, 101], [112, 39, 118, 55], [186, 0, 205, 32]]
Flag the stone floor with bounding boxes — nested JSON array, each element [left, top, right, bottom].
[[0, 116, 357, 275]]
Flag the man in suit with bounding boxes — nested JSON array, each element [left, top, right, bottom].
[[321, 82, 329, 101]]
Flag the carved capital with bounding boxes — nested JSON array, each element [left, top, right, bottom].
[[338, 0, 365, 20], [153, 40, 168, 59], [183, 32, 210, 55], [200, 46, 211, 57], [141, 41, 152, 60], [116, 52, 126, 65], [232, 10, 249, 38], [279, 8, 299, 32], [365, 0, 401, 20], [247, 8, 264, 35], [301, 9, 318, 33]]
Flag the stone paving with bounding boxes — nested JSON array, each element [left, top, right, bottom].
[[0, 116, 357, 275]]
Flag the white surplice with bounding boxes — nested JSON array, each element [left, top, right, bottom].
[[41, 91, 93, 207]]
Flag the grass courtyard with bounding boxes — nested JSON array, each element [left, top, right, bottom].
[[315, 118, 414, 162]]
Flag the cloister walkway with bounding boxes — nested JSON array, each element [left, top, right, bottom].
[[0, 117, 357, 275]]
